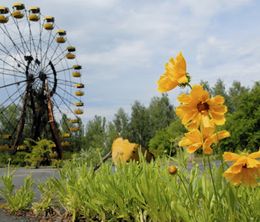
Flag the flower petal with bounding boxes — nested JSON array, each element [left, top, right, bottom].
[[178, 94, 192, 103], [190, 85, 209, 102], [248, 150, 260, 159], [157, 74, 178, 92], [187, 143, 202, 153], [223, 152, 241, 162], [210, 111, 226, 125]]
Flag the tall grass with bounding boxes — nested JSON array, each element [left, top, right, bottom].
[[32, 153, 260, 222], [0, 165, 34, 213]]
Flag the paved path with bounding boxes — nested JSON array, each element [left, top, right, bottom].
[[0, 168, 58, 187], [0, 168, 59, 222]]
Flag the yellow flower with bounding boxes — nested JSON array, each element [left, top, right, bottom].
[[111, 138, 155, 165], [178, 127, 230, 154], [168, 165, 178, 175], [176, 85, 227, 129], [223, 151, 260, 187], [112, 137, 138, 165], [157, 52, 188, 92]]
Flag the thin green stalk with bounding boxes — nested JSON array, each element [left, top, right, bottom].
[[187, 83, 192, 89], [207, 155, 219, 202], [177, 174, 195, 220]]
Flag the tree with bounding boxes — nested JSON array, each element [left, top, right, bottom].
[[113, 108, 130, 138], [149, 119, 185, 157], [228, 81, 249, 112], [220, 82, 260, 152], [106, 122, 118, 151], [200, 80, 213, 94], [128, 101, 151, 147], [148, 94, 175, 137], [212, 79, 232, 111], [84, 116, 107, 152]]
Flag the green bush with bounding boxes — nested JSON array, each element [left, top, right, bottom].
[[149, 119, 185, 156], [25, 139, 56, 168]]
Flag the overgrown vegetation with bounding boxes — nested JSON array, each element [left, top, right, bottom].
[[0, 153, 259, 221], [0, 165, 34, 213]]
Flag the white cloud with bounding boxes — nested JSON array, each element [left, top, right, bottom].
[[180, 0, 252, 16], [0, 0, 259, 123]]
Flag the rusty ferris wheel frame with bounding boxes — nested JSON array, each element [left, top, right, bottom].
[[0, 3, 85, 158]]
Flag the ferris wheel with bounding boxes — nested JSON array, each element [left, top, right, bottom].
[[0, 3, 85, 158]]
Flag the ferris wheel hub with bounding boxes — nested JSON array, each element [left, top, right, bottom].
[[39, 71, 47, 81]]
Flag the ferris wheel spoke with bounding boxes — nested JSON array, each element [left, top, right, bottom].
[[56, 84, 82, 101], [0, 71, 26, 79], [11, 16, 32, 55], [0, 25, 25, 62], [56, 91, 76, 107], [42, 50, 66, 74], [56, 78, 80, 85], [35, 18, 44, 69], [46, 67, 73, 75], [0, 43, 27, 70], [53, 50, 66, 66], [0, 82, 27, 107], [0, 65, 25, 75], [0, 95, 25, 134], [0, 79, 28, 89], [44, 44, 61, 67], [51, 97, 73, 131], [25, 10, 35, 54], [41, 31, 57, 69], [0, 92, 24, 113], [49, 80, 74, 88], [54, 93, 80, 119]]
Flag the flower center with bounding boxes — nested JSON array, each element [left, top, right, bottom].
[[197, 102, 209, 112], [242, 164, 247, 168]]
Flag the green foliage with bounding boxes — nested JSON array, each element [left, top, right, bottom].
[[29, 154, 260, 222], [228, 81, 249, 113], [212, 79, 232, 111], [221, 82, 260, 151], [149, 119, 185, 156], [32, 179, 56, 216], [25, 139, 56, 168], [128, 101, 151, 147], [148, 94, 175, 136], [0, 166, 34, 213], [0, 105, 20, 139], [84, 115, 107, 151], [70, 147, 106, 167], [113, 107, 130, 138]]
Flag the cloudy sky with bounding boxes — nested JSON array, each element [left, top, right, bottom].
[[7, 0, 260, 122]]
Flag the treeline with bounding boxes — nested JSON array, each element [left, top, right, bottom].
[[81, 80, 260, 156], [1, 80, 259, 157]]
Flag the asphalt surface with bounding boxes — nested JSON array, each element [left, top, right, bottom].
[[0, 168, 59, 222]]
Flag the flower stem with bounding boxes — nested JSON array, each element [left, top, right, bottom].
[[177, 173, 196, 220], [187, 83, 192, 89], [207, 155, 219, 202]]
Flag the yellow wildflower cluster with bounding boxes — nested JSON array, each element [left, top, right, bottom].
[[157, 52, 260, 186], [157, 52, 229, 155]]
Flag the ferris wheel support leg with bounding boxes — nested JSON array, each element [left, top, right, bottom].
[[46, 84, 63, 159], [11, 89, 29, 153]]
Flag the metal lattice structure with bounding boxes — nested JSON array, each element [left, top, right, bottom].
[[0, 3, 85, 158]]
